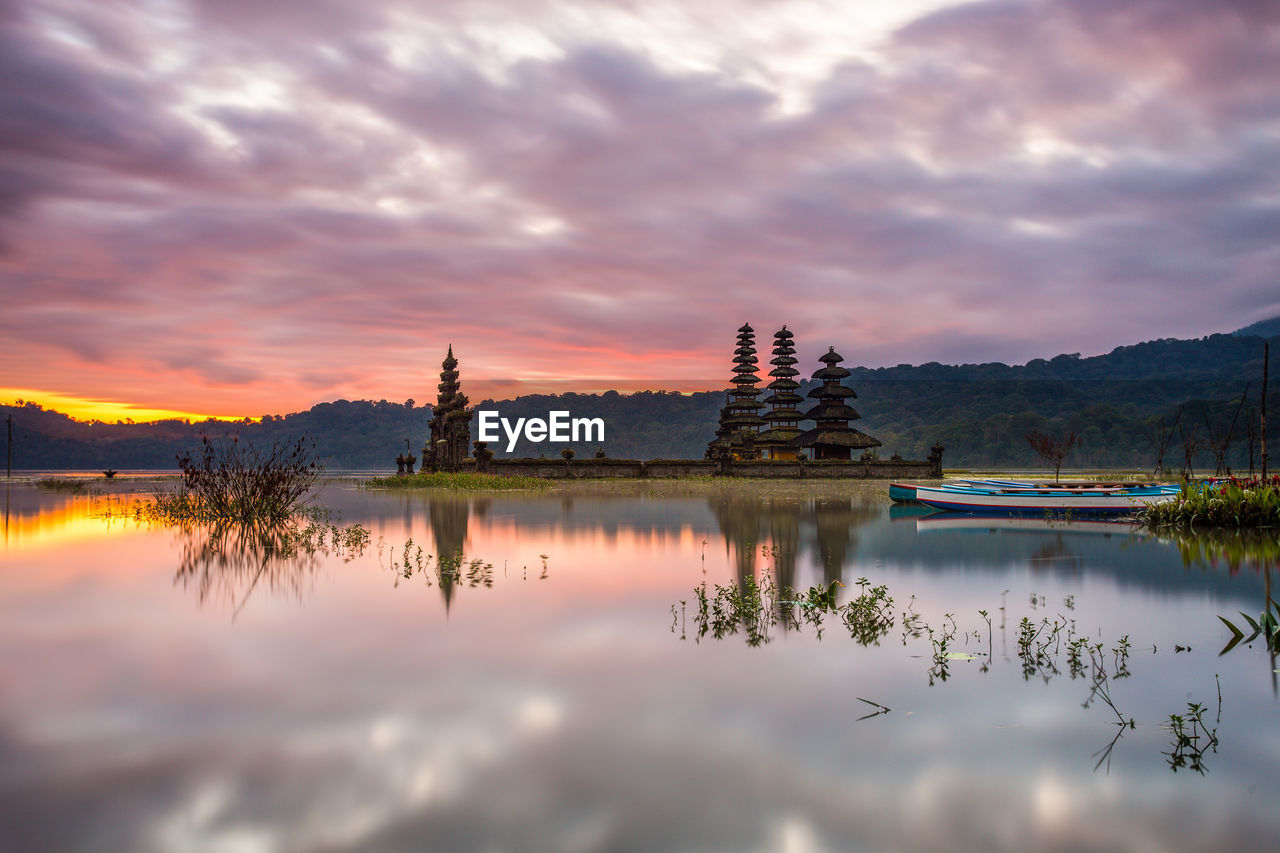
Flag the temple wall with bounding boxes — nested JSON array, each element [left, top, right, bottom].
[[472, 456, 940, 480]]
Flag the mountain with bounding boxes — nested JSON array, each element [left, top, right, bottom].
[[4, 332, 1276, 472], [1232, 315, 1280, 339]]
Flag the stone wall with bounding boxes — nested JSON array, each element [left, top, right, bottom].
[[472, 456, 940, 480]]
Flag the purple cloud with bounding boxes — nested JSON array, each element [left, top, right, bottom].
[[1, 0, 1277, 414]]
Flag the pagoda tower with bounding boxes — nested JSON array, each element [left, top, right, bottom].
[[756, 326, 805, 460], [707, 323, 766, 459], [424, 345, 471, 472], [792, 346, 881, 460]]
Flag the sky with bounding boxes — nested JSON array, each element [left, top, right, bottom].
[[1, 0, 1278, 421]]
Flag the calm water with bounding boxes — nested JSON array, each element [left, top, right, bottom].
[[2, 478, 1278, 852]]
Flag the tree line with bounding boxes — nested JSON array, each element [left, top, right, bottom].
[[4, 331, 1275, 473]]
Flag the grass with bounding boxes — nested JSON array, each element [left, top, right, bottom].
[[1138, 475, 1280, 529], [35, 478, 96, 493], [362, 471, 553, 491]]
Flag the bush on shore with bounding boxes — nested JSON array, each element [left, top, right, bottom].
[[1138, 475, 1280, 528]]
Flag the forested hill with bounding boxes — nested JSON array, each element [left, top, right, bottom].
[[4, 330, 1276, 472], [846, 332, 1273, 382]]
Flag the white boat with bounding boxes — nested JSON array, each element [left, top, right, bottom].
[[913, 483, 1177, 516]]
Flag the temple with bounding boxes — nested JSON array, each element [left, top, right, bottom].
[[756, 327, 805, 460], [706, 323, 765, 460], [424, 345, 471, 472], [396, 327, 942, 479], [793, 346, 881, 460]]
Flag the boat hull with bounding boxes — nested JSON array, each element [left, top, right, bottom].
[[914, 485, 1176, 516], [888, 483, 917, 502]]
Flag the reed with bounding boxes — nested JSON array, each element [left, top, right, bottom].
[[168, 435, 320, 524]]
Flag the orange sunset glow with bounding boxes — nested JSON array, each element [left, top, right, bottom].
[[1, 388, 254, 424]]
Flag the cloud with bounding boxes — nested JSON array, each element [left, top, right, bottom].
[[1, 0, 1278, 414]]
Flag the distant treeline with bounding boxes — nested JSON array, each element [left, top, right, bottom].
[[4, 332, 1276, 473]]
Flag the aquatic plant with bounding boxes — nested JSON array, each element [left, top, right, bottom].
[[693, 575, 774, 646], [362, 471, 553, 491], [382, 537, 498, 591], [1138, 476, 1280, 529], [172, 435, 320, 523], [841, 578, 895, 646], [1217, 597, 1280, 655], [1162, 694, 1220, 774]]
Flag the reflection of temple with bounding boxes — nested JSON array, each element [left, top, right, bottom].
[[812, 497, 866, 586], [764, 498, 801, 625], [706, 490, 880, 592], [707, 491, 763, 586], [429, 495, 470, 612]]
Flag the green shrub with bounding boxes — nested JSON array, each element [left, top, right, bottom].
[[1138, 476, 1280, 529]]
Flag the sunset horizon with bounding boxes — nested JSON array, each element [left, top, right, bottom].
[[2, 310, 1268, 425]]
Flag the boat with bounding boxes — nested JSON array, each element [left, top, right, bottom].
[[888, 482, 918, 502], [891, 480, 1045, 502], [913, 482, 1178, 516]]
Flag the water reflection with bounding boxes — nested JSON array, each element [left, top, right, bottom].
[[163, 512, 370, 616], [428, 495, 471, 612], [1160, 526, 1280, 574], [4, 481, 1280, 852], [173, 522, 324, 617], [706, 491, 880, 591]]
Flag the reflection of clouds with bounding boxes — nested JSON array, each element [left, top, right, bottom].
[[5, 700, 1276, 852], [20, 687, 571, 853]]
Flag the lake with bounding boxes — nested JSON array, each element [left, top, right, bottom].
[[2, 477, 1278, 852]]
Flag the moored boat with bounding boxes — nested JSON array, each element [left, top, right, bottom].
[[888, 482, 918, 502], [913, 483, 1178, 516]]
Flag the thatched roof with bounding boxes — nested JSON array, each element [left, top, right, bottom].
[[790, 428, 882, 449]]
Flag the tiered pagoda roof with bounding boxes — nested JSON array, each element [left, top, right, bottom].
[[425, 345, 472, 471], [707, 323, 765, 459], [791, 346, 881, 459], [756, 327, 805, 457]]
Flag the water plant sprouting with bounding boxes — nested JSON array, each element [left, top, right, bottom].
[[1217, 596, 1280, 656], [1161, 689, 1221, 774], [382, 537, 497, 592]]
